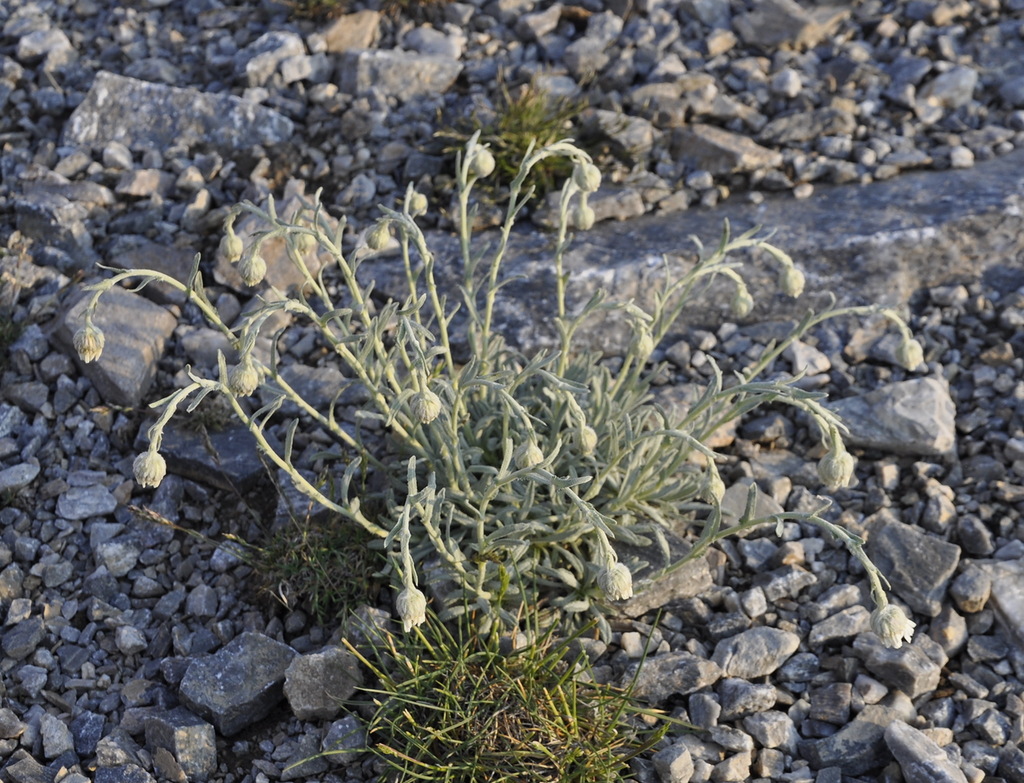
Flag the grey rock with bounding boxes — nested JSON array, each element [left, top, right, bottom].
[[179, 632, 296, 736], [865, 509, 960, 616], [733, 0, 849, 50], [62, 71, 294, 152], [976, 559, 1024, 646], [950, 564, 991, 614], [827, 378, 957, 456], [800, 695, 915, 774], [717, 678, 775, 720], [0, 464, 40, 494], [854, 636, 942, 698], [672, 124, 783, 176], [57, 484, 117, 521], [39, 713, 74, 760], [235, 31, 305, 87], [758, 107, 857, 145], [612, 528, 713, 619], [155, 422, 270, 493], [95, 538, 141, 577], [625, 651, 721, 703], [57, 288, 177, 408], [743, 710, 797, 751], [404, 25, 465, 59], [104, 240, 197, 307], [284, 647, 363, 720], [3, 617, 46, 661], [16, 27, 75, 70], [919, 66, 978, 109], [339, 49, 461, 102], [584, 109, 661, 161], [653, 742, 694, 783], [711, 627, 800, 678], [321, 10, 381, 52], [144, 707, 217, 780], [563, 38, 610, 79], [808, 605, 871, 647], [114, 626, 148, 655], [322, 715, 366, 764], [14, 191, 99, 269], [4, 754, 58, 783], [884, 721, 967, 783], [93, 765, 155, 783]]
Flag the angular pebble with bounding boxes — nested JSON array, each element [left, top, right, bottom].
[[884, 720, 967, 783], [284, 647, 363, 721], [712, 627, 800, 679]]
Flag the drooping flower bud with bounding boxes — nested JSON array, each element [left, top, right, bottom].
[[870, 604, 916, 649], [228, 359, 260, 397], [366, 221, 391, 251], [703, 471, 726, 504], [779, 265, 805, 298], [469, 146, 496, 178], [572, 161, 602, 193], [73, 322, 105, 364], [514, 440, 545, 470], [598, 561, 633, 601], [632, 327, 655, 359], [407, 191, 428, 217], [238, 246, 267, 287], [573, 201, 596, 230], [896, 338, 924, 371], [133, 450, 167, 488], [294, 231, 317, 255], [395, 585, 427, 632], [577, 425, 598, 456], [730, 284, 754, 318], [410, 389, 442, 424], [220, 228, 244, 263], [817, 441, 856, 489]]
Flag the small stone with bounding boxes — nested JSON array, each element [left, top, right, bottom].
[[625, 651, 722, 703], [854, 637, 942, 699], [2, 617, 46, 661], [339, 49, 461, 102], [712, 627, 800, 678], [653, 742, 694, 783], [0, 464, 40, 494], [284, 647, 363, 721], [40, 713, 75, 759], [950, 566, 991, 613], [321, 715, 366, 764], [717, 678, 775, 720], [144, 708, 216, 780], [115, 626, 148, 656], [743, 710, 797, 751], [809, 605, 871, 647], [96, 538, 141, 577], [919, 66, 978, 109]]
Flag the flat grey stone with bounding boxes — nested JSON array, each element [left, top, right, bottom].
[[39, 713, 74, 760], [57, 287, 177, 408], [733, 0, 848, 50], [612, 527, 713, 619], [825, 378, 957, 456], [284, 647, 363, 721], [854, 636, 943, 698], [62, 71, 294, 152], [0, 463, 40, 494], [624, 651, 722, 703], [673, 123, 782, 176], [179, 632, 296, 736], [154, 423, 268, 493], [653, 742, 694, 783], [338, 49, 461, 102], [235, 31, 305, 87], [56, 484, 118, 521], [321, 715, 366, 765], [976, 559, 1024, 646], [800, 695, 915, 774], [712, 627, 800, 678], [884, 721, 968, 783], [3, 617, 46, 661], [758, 106, 857, 145], [14, 191, 99, 270], [866, 509, 960, 617]]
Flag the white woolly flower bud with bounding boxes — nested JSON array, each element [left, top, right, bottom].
[[294, 231, 317, 255], [598, 562, 633, 601], [573, 201, 596, 230], [577, 425, 598, 456], [871, 604, 916, 649], [817, 442, 856, 489], [730, 285, 754, 318], [407, 191, 428, 217], [228, 359, 260, 397], [896, 338, 924, 371], [779, 265, 805, 298], [220, 229, 244, 263], [73, 322, 105, 364], [469, 146, 496, 178], [410, 389, 442, 425], [572, 161, 602, 193], [238, 246, 267, 287], [396, 585, 427, 632], [514, 441, 545, 470], [632, 328, 655, 358], [133, 450, 166, 488], [704, 471, 726, 504], [366, 221, 391, 251]]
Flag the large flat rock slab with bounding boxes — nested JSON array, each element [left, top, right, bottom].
[[407, 147, 1024, 355]]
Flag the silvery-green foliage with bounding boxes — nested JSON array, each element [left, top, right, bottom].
[[79, 133, 921, 641]]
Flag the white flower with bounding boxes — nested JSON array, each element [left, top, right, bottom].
[[817, 442, 856, 489], [871, 604, 916, 649], [779, 265, 805, 298], [133, 450, 167, 488], [896, 338, 924, 371], [238, 246, 267, 287], [598, 562, 633, 601], [73, 322, 105, 364], [410, 389, 442, 425], [572, 161, 602, 193], [228, 359, 260, 397], [395, 586, 427, 632], [469, 146, 496, 178]]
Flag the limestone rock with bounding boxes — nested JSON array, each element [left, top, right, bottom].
[[321, 10, 381, 53], [865, 509, 960, 616], [825, 378, 957, 456], [179, 632, 296, 736], [339, 49, 461, 102], [57, 287, 177, 408], [14, 191, 99, 270], [712, 627, 800, 678], [235, 31, 305, 87], [758, 106, 857, 145], [976, 559, 1024, 646], [284, 647, 363, 721], [885, 721, 968, 783], [733, 0, 849, 51], [62, 71, 294, 152], [672, 124, 783, 176], [144, 708, 217, 781], [625, 651, 722, 703], [800, 695, 915, 774]]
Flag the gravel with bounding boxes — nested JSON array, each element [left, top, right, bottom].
[[2, 0, 1024, 782]]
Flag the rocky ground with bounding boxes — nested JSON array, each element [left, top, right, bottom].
[[2, 0, 1024, 782]]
